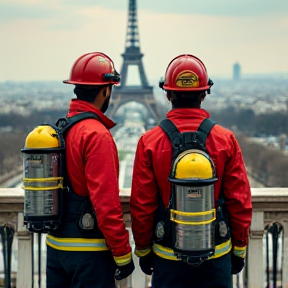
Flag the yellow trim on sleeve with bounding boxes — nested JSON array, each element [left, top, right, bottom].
[[135, 247, 152, 257], [233, 245, 247, 258], [114, 252, 132, 266]]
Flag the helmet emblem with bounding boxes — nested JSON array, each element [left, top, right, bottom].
[[97, 56, 110, 67], [175, 70, 199, 88], [98, 56, 115, 73]]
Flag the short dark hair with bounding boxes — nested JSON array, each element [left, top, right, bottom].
[[74, 84, 113, 103], [73, 85, 103, 103], [167, 90, 205, 108]]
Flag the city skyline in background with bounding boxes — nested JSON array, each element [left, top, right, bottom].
[[0, 0, 288, 83]]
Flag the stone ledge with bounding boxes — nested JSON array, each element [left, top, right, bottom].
[[1, 188, 288, 214]]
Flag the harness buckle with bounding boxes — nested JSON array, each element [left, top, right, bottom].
[[174, 252, 211, 267]]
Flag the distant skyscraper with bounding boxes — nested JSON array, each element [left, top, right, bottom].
[[233, 62, 241, 80]]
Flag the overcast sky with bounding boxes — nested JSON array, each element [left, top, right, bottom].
[[0, 0, 287, 83]]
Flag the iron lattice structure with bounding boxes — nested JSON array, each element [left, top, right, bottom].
[[106, 0, 161, 124]]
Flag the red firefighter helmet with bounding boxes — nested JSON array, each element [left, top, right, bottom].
[[63, 52, 120, 86], [159, 54, 213, 92]]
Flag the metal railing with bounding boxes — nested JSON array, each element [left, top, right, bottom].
[[0, 187, 288, 288]]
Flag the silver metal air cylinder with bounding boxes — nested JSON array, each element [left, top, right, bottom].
[[23, 153, 61, 217], [173, 184, 215, 252]]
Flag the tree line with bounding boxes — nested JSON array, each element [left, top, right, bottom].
[[236, 134, 288, 187], [0, 109, 67, 181], [210, 106, 288, 136], [211, 106, 288, 187], [0, 106, 287, 187]]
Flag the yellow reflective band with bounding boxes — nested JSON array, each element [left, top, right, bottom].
[[170, 209, 216, 225], [209, 239, 232, 259], [233, 246, 247, 258], [23, 177, 63, 190], [170, 209, 215, 217], [153, 239, 232, 261], [23, 177, 63, 182], [135, 247, 152, 257], [153, 244, 180, 261], [46, 235, 109, 252], [114, 252, 132, 266], [23, 186, 63, 191]]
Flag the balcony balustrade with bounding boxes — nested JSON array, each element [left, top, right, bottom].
[[0, 187, 288, 288]]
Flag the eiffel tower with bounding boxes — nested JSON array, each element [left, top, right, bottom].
[[106, 0, 161, 125]]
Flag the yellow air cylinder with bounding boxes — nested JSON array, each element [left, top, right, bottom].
[[21, 125, 64, 233]]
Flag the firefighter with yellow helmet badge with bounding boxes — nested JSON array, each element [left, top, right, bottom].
[[130, 54, 252, 288]]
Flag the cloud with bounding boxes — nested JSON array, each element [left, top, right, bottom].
[[0, 1, 124, 31], [0, 0, 287, 81], [60, 0, 126, 11], [0, 2, 59, 22], [138, 0, 288, 17], [63, 0, 288, 17], [0, 6, 127, 81], [138, 11, 288, 80], [1, 0, 287, 26]]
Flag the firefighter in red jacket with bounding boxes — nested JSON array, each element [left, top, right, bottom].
[[46, 52, 134, 288], [130, 54, 252, 288]]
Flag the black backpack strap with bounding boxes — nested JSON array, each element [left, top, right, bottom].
[[56, 112, 101, 188], [196, 118, 216, 146], [159, 119, 181, 145], [197, 119, 226, 202], [159, 119, 183, 160], [160, 118, 216, 152], [57, 112, 101, 134]]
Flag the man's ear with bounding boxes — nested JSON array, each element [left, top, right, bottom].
[[102, 85, 111, 98], [166, 91, 172, 102], [201, 92, 206, 101], [102, 86, 107, 97]]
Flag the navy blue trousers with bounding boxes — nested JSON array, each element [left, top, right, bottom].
[[46, 246, 117, 288], [152, 253, 232, 288]]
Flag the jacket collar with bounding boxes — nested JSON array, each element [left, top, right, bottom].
[[67, 99, 116, 130], [166, 108, 210, 120]]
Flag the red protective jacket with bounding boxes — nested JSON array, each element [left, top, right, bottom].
[[65, 99, 131, 259], [130, 108, 252, 253]]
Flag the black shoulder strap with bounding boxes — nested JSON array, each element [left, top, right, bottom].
[[196, 118, 216, 145], [57, 112, 101, 134], [56, 112, 101, 189], [197, 119, 226, 202], [159, 119, 181, 147], [159, 118, 223, 209], [159, 118, 216, 148]]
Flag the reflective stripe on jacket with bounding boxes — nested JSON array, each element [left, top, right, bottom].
[[46, 235, 109, 252], [153, 239, 232, 261]]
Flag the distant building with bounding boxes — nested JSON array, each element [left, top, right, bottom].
[[233, 62, 241, 80], [278, 134, 287, 151]]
